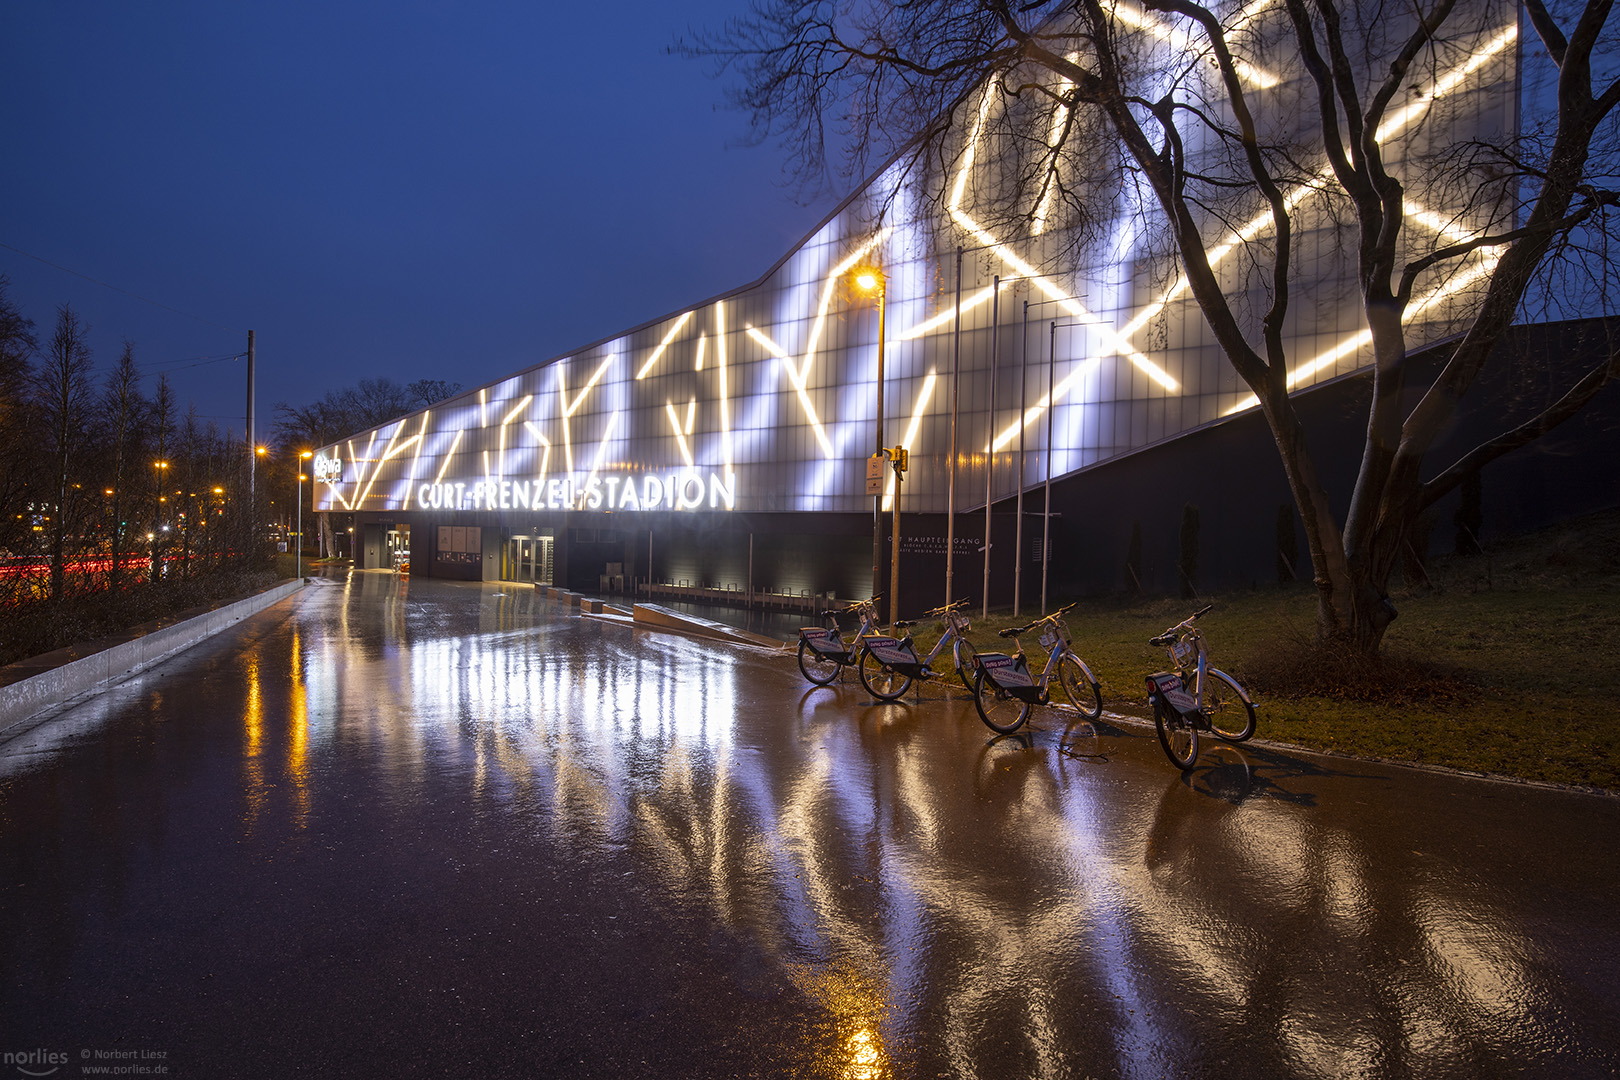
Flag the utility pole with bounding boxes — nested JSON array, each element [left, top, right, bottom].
[[1015, 300, 1029, 617], [889, 446, 905, 626], [946, 246, 962, 608], [246, 330, 257, 508], [982, 277, 1000, 620], [1043, 321, 1057, 614]]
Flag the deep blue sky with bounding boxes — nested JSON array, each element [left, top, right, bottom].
[[1, 2, 838, 435]]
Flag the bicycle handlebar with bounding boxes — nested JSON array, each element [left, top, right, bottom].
[[1149, 604, 1214, 646], [998, 603, 1078, 640]]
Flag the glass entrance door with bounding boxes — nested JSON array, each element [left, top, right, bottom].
[[503, 535, 554, 585]]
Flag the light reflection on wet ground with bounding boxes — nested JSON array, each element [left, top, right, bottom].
[[1, 570, 1618, 1078]]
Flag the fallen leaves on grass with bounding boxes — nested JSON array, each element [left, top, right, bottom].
[[1242, 630, 1478, 706]]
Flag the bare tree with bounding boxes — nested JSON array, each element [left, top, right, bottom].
[[406, 378, 462, 410], [692, 0, 1620, 652], [99, 341, 146, 590], [149, 374, 177, 582], [273, 377, 425, 450], [35, 304, 95, 600], [0, 277, 37, 558]]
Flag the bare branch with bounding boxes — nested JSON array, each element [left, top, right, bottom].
[[1419, 336, 1620, 512]]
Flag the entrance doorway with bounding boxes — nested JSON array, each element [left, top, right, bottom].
[[385, 525, 411, 572], [503, 534, 554, 585]]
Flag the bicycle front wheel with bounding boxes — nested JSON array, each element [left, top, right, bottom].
[[1155, 702, 1199, 770], [1203, 669, 1257, 742], [858, 647, 914, 701], [1056, 653, 1102, 719], [797, 639, 842, 686], [973, 668, 1031, 734]]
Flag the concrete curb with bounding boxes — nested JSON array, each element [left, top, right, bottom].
[[631, 603, 788, 650], [0, 578, 305, 738], [1089, 707, 1620, 799]]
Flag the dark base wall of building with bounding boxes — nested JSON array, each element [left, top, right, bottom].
[[337, 318, 1619, 616]]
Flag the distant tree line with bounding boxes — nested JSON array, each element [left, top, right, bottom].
[[272, 375, 460, 558], [0, 277, 268, 604], [0, 274, 459, 606]]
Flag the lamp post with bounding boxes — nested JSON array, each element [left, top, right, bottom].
[[151, 460, 169, 583], [297, 451, 312, 577], [254, 446, 268, 556], [853, 266, 889, 623]]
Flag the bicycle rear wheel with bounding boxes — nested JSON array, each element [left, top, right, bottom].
[[1057, 653, 1102, 719], [858, 647, 914, 701], [973, 668, 1031, 734], [797, 639, 842, 685], [1155, 702, 1199, 770], [1203, 670, 1256, 742]]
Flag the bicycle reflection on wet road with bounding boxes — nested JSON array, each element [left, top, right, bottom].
[[1, 570, 1617, 1078]]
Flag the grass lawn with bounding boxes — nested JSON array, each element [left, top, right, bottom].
[[900, 510, 1620, 791]]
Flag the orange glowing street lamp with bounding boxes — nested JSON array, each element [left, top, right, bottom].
[[296, 450, 313, 577]]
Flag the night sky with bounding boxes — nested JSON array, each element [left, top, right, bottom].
[[1, 2, 837, 435]]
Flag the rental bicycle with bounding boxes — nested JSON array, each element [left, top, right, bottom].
[[856, 598, 983, 701], [797, 597, 883, 685], [1144, 604, 1257, 770], [971, 603, 1104, 733]]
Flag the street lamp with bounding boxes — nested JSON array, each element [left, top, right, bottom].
[[297, 450, 312, 577], [852, 266, 892, 624], [151, 461, 170, 583], [253, 445, 268, 549]]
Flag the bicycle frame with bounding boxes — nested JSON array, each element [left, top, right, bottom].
[[917, 607, 978, 676], [1148, 626, 1209, 721], [861, 602, 976, 681], [799, 602, 879, 666], [1144, 604, 1256, 769], [978, 607, 1080, 704], [1147, 615, 1244, 725], [971, 602, 1104, 733]]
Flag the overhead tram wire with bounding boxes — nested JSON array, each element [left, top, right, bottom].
[[0, 240, 240, 333], [145, 352, 250, 375]]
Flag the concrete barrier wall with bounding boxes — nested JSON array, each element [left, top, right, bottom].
[[631, 603, 784, 649], [0, 579, 305, 738]]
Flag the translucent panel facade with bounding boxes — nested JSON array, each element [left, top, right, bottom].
[[315, 6, 1517, 525]]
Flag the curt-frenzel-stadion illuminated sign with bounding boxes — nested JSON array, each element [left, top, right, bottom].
[[416, 471, 736, 512], [314, 7, 1516, 521], [313, 452, 737, 513]]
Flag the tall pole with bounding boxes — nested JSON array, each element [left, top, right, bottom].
[[889, 460, 901, 625], [246, 330, 256, 509], [1043, 321, 1057, 615], [871, 280, 887, 622], [1014, 300, 1029, 617], [296, 471, 303, 578], [982, 277, 1000, 620], [946, 246, 962, 608]]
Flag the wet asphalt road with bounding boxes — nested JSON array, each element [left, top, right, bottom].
[[1, 571, 1618, 1079]]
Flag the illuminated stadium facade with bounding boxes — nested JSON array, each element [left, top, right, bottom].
[[314, 6, 1539, 610]]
